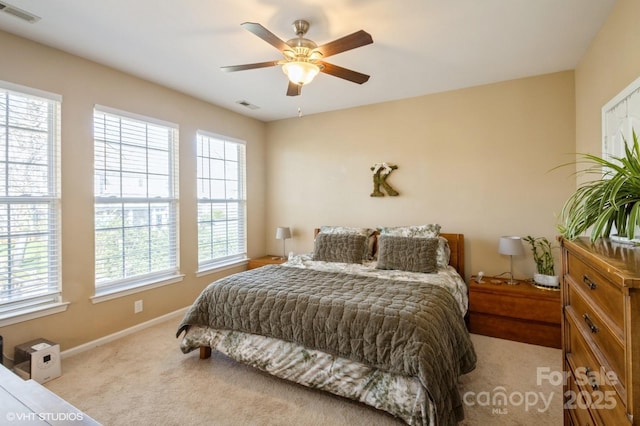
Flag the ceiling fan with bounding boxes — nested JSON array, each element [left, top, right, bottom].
[[221, 20, 373, 96]]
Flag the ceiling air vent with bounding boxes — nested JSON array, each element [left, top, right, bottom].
[[0, 1, 40, 23], [236, 100, 260, 110]]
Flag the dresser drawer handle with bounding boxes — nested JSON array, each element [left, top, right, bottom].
[[584, 367, 599, 391], [583, 314, 599, 333], [582, 275, 597, 290]]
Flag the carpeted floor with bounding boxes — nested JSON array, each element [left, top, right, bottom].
[[44, 317, 563, 425]]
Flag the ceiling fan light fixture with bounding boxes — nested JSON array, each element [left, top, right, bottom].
[[223, 20, 373, 96], [282, 61, 320, 86]]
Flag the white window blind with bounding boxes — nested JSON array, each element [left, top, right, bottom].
[[197, 132, 246, 269], [94, 106, 179, 293], [0, 82, 61, 317]]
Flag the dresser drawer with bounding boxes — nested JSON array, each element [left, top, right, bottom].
[[566, 253, 624, 330], [566, 314, 627, 424], [565, 369, 599, 426], [567, 282, 625, 390]]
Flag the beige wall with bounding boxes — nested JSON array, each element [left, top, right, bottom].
[[3, 0, 635, 354], [575, 0, 640, 159], [0, 30, 267, 352], [265, 71, 576, 279]]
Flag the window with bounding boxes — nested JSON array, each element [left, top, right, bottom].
[[0, 81, 62, 319], [197, 132, 246, 270], [602, 75, 640, 162], [94, 106, 179, 296]]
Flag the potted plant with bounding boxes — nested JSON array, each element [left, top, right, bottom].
[[523, 236, 558, 287], [558, 131, 640, 242]]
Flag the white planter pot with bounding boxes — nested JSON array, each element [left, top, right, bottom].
[[533, 273, 559, 288], [610, 234, 640, 245]]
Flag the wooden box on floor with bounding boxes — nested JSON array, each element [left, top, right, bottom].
[[468, 277, 561, 348]]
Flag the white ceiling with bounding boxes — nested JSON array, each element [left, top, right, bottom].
[[0, 0, 616, 122]]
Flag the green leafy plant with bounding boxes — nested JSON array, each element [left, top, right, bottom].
[[558, 131, 640, 241], [523, 236, 555, 276]]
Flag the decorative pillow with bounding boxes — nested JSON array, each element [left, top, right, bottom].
[[376, 236, 439, 273], [319, 226, 376, 260], [313, 233, 368, 264], [377, 224, 441, 238], [319, 226, 373, 236]]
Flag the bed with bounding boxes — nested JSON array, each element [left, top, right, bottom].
[[177, 226, 476, 425]]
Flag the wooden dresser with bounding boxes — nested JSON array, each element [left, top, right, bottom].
[[561, 237, 640, 425]]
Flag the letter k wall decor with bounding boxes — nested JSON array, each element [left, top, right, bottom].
[[370, 162, 399, 197]]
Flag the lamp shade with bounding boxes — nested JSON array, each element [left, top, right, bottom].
[[498, 236, 525, 256], [282, 62, 320, 85], [275, 227, 291, 240]]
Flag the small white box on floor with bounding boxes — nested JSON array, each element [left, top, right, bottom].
[[14, 338, 61, 383]]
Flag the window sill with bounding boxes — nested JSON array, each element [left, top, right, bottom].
[[0, 302, 70, 328], [196, 258, 248, 278], [91, 274, 185, 304]]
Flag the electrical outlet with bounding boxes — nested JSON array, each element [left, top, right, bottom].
[[134, 300, 143, 314]]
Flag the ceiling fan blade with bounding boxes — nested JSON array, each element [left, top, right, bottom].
[[221, 60, 280, 72], [241, 22, 290, 52], [319, 62, 370, 84], [316, 30, 373, 58], [286, 81, 302, 96]]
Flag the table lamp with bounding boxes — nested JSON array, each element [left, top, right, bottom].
[[499, 236, 524, 284], [275, 227, 291, 260]]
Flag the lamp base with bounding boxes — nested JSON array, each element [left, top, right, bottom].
[[507, 257, 519, 285]]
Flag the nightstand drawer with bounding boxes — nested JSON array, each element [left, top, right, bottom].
[[468, 311, 561, 348], [470, 288, 560, 323], [248, 255, 286, 269], [468, 279, 561, 348]]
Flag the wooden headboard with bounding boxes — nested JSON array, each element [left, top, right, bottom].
[[313, 228, 465, 280], [441, 233, 465, 280]]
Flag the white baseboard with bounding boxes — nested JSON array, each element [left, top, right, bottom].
[[61, 306, 189, 359]]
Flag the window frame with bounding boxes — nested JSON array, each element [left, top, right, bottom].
[[602, 75, 640, 163], [196, 131, 247, 273], [0, 80, 67, 325], [92, 105, 182, 301]]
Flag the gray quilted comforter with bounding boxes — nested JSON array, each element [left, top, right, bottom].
[[177, 265, 476, 425]]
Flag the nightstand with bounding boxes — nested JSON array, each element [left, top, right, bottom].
[[468, 276, 561, 348], [247, 255, 287, 270]]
